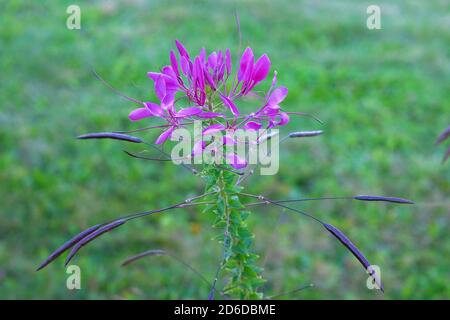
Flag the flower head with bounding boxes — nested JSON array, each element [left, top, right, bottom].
[[128, 40, 290, 168]]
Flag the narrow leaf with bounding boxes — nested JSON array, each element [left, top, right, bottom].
[[36, 224, 102, 271], [77, 132, 142, 143], [353, 195, 414, 204]]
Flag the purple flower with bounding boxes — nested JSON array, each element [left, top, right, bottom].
[[237, 47, 254, 82], [226, 153, 247, 169], [174, 107, 202, 118], [244, 121, 262, 131], [220, 94, 239, 118], [255, 86, 290, 128], [128, 106, 153, 121], [155, 126, 175, 145], [203, 123, 226, 136], [127, 39, 290, 160], [234, 47, 271, 95]]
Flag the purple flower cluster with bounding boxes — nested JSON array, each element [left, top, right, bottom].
[[128, 40, 290, 168]]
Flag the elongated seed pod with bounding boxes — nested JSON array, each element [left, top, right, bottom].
[[323, 223, 384, 292], [65, 219, 126, 265], [257, 131, 279, 144], [36, 224, 102, 271], [353, 195, 414, 204], [443, 147, 450, 163], [436, 126, 450, 144], [121, 250, 167, 266], [289, 130, 323, 138], [77, 132, 142, 143]]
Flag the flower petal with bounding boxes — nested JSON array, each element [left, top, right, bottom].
[[192, 140, 206, 156], [194, 56, 205, 92], [271, 71, 278, 88], [197, 112, 225, 119], [162, 65, 177, 80], [226, 153, 247, 169], [170, 50, 179, 77], [267, 87, 288, 106], [180, 55, 190, 76], [148, 72, 178, 92], [144, 102, 164, 117], [161, 92, 175, 110], [155, 76, 166, 101], [262, 105, 280, 117], [237, 47, 254, 82], [204, 68, 216, 90], [220, 94, 239, 118], [155, 126, 175, 145], [244, 121, 262, 131], [208, 52, 217, 69], [252, 54, 271, 83], [175, 107, 202, 118], [203, 123, 226, 135], [225, 48, 232, 75], [275, 112, 290, 126], [199, 48, 206, 62], [147, 72, 160, 82], [129, 107, 153, 121], [223, 135, 236, 145], [242, 59, 254, 87], [175, 39, 190, 59]]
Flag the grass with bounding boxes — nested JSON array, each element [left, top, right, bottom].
[[0, 0, 449, 299]]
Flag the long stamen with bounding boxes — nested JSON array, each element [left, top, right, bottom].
[[239, 193, 325, 224], [122, 193, 216, 222], [245, 196, 353, 207], [142, 141, 198, 175], [92, 69, 143, 105], [265, 283, 314, 300], [285, 112, 324, 124], [123, 150, 191, 162], [114, 123, 177, 134], [121, 249, 224, 297]]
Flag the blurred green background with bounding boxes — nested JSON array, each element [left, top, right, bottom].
[[1, 0, 449, 299]]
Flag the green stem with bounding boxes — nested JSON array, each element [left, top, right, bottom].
[[203, 165, 264, 299]]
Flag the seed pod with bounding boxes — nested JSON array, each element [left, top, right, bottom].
[[436, 126, 450, 144], [443, 147, 450, 163], [353, 195, 414, 204], [289, 130, 323, 138], [65, 219, 126, 265], [257, 131, 279, 144], [77, 132, 142, 143], [323, 223, 384, 292], [36, 224, 102, 271]]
